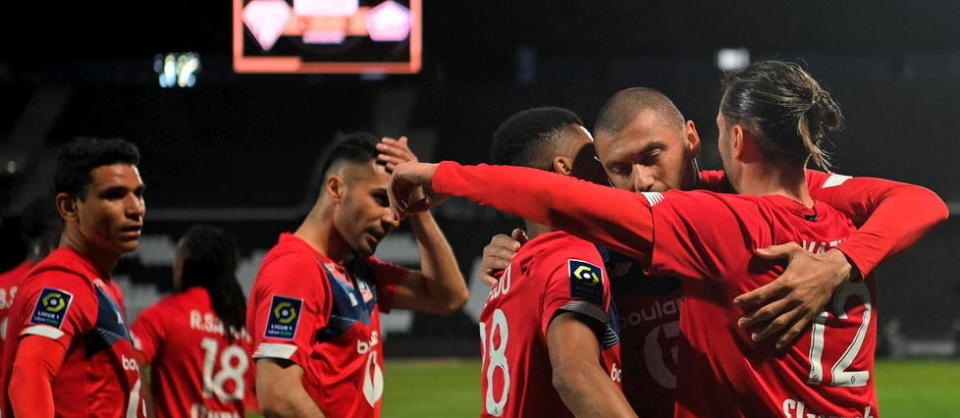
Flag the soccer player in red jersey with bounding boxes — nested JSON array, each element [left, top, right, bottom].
[[131, 226, 255, 418], [249, 133, 468, 417], [480, 87, 949, 417], [0, 198, 61, 357], [478, 107, 634, 417], [1, 138, 148, 417], [389, 61, 948, 417]]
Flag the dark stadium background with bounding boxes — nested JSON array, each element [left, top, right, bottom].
[[0, 0, 957, 362]]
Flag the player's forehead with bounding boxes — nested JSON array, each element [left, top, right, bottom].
[[342, 160, 390, 189], [599, 109, 683, 159], [88, 163, 144, 191]]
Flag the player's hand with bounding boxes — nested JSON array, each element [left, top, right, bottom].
[[389, 162, 441, 218], [376, 136, 417, 172], [480, 229, 529, 287], [733, 243, 853, 350]]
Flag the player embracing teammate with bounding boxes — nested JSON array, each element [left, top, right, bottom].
[[389, 61, 948, 417]]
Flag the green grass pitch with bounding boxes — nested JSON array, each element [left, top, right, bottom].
[[381, 359, 960, 417]]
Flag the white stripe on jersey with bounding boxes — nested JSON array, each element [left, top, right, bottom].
[[822, 174, 852, 188], [642, 192, 665, 206], [22, 324, 65, 340], [253, 342, 298, 359]]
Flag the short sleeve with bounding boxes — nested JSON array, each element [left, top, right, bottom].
[[647, 190, 755, 281], [250, 253, 329, 366], [367, 256, 411, 313], [15, 271, 95, 351], [539, 243, 611, 339], [130, 304, 166, 364]]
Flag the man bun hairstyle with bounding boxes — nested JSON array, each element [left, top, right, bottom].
[[720, 60, 844, 170]]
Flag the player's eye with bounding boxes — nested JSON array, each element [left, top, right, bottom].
[[100, 187, 128, 201], [639, 151, 661, 166], [608, 164, 630, 176], [372, 191, 389, 207]]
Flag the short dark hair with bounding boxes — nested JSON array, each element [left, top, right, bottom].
[[595, 87, 685, 134], [318, 132, 381, 179], [491, 107, 584, 168], [720, 60, 844, 169], [54, 137, 140, 199]]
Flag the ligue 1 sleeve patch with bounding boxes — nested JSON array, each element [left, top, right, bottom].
[[30, 288, 74, 328], [265, 295, 303, 340], [568, 259, 604, 304]]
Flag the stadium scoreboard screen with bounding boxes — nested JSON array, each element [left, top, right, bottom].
[[233, 0, 421, 74]]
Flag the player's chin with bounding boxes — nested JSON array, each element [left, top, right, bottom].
[[115, 237, 141, 253], [356, 236, 378, 256]]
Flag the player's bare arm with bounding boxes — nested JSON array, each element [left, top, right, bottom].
[[734, 173, 949, 350], [390, 210, 469, 314], [376, 138, 468, 314], [547, 313, 636, 418], [256, 359, 324, 417], [479, 229, 527, 287]]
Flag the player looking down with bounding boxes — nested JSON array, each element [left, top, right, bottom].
[[479, 86, 950, 415], [478, 107, 634, 418], [249, 133, 468, 417], [388, 61, 948, 417]]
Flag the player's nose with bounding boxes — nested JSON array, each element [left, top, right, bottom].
[[382, 208, 400, 229], [631, 165, 656, 192]]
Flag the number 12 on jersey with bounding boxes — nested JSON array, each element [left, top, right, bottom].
[[807, 281, 872, 387]]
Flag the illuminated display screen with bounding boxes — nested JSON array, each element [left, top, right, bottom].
[[233, 0, 421, 74]]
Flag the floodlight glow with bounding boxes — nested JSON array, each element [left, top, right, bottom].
[[717, 48, 750, 71]]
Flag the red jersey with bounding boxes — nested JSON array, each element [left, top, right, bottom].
[[0, 261, 34, 356], [604, 252, 682, 418], [645, 191, 876, 417], [131, 286, 255, 418], [430, 163, 946, 418], [1, 248, 146, 417], [479, 231, 621, 418], [247, 233, 408, 417]]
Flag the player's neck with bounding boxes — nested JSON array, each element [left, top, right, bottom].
[[734, 162, 813, 207], [524, 220, 553, 240], [59, 229, 119, 278], [296, 205, 351, 262]]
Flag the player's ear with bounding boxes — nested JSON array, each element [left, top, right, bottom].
[[325, 174, 346, 203], [683, 120, 702, 159], [551, 157, 574, 176], [732, 124, 747, 161], [735, 126, 764, 163], [56, 192, 79, 223]]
